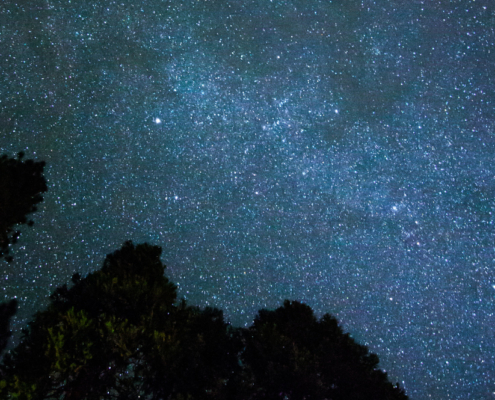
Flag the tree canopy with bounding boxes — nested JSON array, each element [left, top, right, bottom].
[[0, 241, 408, 400], [0, 301, 17, 358], [0, 242, 241, 400], [0, 151, 47, 356], [242, 300, 408, 400], [0, 152, 47, 262]]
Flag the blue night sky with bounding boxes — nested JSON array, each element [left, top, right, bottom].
[[1, 0, 494, 398]]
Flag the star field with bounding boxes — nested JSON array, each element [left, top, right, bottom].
[[1, 0, 494, 398]]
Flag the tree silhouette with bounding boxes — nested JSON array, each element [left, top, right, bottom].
[[0, 152, 47, 262], [0, 242, 408, 400], [0, 151, 46, 358], [238, 300, 408, 400], [0, 300, 17, 357], [0, 241, 240, 399]]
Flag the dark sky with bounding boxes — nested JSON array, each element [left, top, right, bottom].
[[1, 0, 494, 398]]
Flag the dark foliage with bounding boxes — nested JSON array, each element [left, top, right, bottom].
[[0, 300, 17, 357], [0, 152, 47, 262], [0, 241, 241, 400], [0, 242, 408, 400], [238, 300, 408, 400]]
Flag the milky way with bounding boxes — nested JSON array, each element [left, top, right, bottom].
[[1, 1, 494, 398]]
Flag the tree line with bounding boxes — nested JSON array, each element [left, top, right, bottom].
[[0, 153, 408, 400]]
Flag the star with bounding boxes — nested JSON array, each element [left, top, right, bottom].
[[0, 1, 493, 398]]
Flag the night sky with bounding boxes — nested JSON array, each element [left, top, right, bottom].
[[1, 0, 494, 398]]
